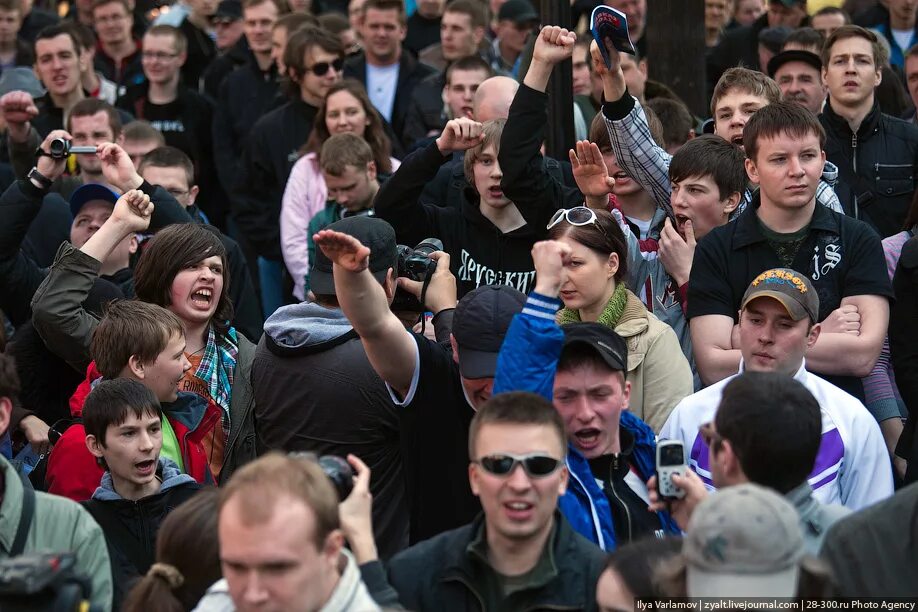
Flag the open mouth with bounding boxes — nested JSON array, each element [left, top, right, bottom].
[[503, 501, 534, 519], [574, 427, 602, 449], [612, 171, 630, 180], [190, 287, 213, 307], [730, 135, 744, 146], [488, 186, 504, 199], [135, 459, 156, 475]]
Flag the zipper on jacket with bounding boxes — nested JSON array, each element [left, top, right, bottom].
[[608, 454, 633, 543], [136, 500, 152, 562], [851, 133, 859, 219]]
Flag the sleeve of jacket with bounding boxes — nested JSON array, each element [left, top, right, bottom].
[[499, 84, 583, 229], [890, 239, 918, 458], [838, 405, 894, 510], [639, 324, 694, 432], [212, 77, 242, 193], [30, 243, 101, 373], [280, 156, 319, 301], [0, 179, 52, 326], [69, 503, 114, 611], [7, 127, 40, 180], [493, 293, 565, 399], [234, 124, 281, 258], [223, 235, 263, 342], [602, 93, 674, 218], [146, 180, 194, 228], [373, 141, 448, 247], [360, 560, 404, 609]]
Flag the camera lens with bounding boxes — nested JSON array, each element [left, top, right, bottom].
[[413, 238, 443, 257], [318, 455, 354, 501]]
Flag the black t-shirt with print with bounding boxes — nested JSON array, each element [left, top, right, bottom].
[[398, 333, 481, 544], [688, 195, 894, 399]]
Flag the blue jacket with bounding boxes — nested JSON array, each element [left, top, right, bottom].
[[493, 293, 680, 550]]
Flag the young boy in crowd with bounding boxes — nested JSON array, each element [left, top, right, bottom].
[[374, 116, 548, 298], [303, 134, 381, 293], [81, 378, 201, 609], [43, 299, 219, 501]]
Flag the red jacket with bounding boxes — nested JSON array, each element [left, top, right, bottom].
[[45, 363, 220, 501]]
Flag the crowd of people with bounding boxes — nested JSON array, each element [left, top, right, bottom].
[[0, 0, 916, 609]]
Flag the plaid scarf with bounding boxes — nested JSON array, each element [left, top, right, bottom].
[[194, 325, 238, 434]]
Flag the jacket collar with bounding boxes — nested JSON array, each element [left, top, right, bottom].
[[822, 97, 882, 140], [438, 513, 589, 609], [732, 192, 838, 249], [319, 550, 377, 612], [91, 457, 195, 501]]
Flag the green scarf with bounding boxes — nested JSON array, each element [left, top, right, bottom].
[[557, 283, 628, 327]]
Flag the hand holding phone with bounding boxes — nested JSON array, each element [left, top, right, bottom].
[[656, 440, 687, 500]]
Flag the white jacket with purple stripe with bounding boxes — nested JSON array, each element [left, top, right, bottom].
[[658, 360, 893, 511]]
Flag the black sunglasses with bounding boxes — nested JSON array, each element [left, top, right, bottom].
[[476, 453, 563, 478], [305, 58, 344, 76]]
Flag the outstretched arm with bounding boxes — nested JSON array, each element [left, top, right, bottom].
[[500, 26, 586, 227], [318, 229, 456, 398], [592, 40, 674, 216]]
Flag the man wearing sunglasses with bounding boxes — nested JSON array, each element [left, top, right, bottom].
[[387, 392, 606, 611], [493, 240, 681, 551], [660, 268, 893, 511]]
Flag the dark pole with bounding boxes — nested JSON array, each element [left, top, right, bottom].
[[539, 0, 574, 160], [646, 0, 707, 118]]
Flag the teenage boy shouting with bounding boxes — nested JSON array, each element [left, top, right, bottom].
[[82, 378, 201, 608]]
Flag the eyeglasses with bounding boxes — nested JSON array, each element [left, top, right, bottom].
[[142, 51, 179, 61], [304, 58, 344, 76], [699, 421, 723, 449], [475, 453, 563, 478], [547, 206, 612, 242]]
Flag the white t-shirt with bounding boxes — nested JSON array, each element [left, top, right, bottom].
[[658, 360, 894, 511], [891, 28, 914, 54], [366, 62, 399, 123]]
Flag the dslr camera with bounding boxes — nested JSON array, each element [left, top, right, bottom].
[[0, 553, 97, 612], [397, 238, 443, 282], [289, 452, 355, 501], [393, 238, 442, 312], [47, 138, 98, 159]]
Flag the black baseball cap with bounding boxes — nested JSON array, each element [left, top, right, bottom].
[[497, 0, 538, 25], [213, 0, 242, 21], [453, 285, 526, 379], [309, 216, 398, 296], [69, 183, 119, 219], [767, 49, 822, 78], [561, 322, 628, 372]]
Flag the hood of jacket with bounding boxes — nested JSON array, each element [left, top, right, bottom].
[[263, 302, 357, 356], [92, 457, 195, 501]]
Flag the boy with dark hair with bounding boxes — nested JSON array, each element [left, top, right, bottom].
[[645, 97, 695, 154], [82, 377, 201, 609], [689, 102, 893, 399], [43, 297, 219, 502], [819, 24, 918, 238]]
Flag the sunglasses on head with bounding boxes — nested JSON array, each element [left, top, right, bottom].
[[475, 453, 563, 478], [547, 206, 612, 242], [305, 58, 344, 76]]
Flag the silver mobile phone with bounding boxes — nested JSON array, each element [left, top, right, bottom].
[[656, 440, 686, 500]]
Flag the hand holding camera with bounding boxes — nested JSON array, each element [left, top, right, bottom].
[[337, 454, 378, 564], [96, 143, 144, 192], [647, 456, 708, 532], [396, 239, 457, 314], [33, 131, 75, 183]]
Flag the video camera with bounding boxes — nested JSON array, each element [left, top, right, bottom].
[[47, 138, 98, 159], [0, 553, 98, 612], [392, 238, 443, 312]]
